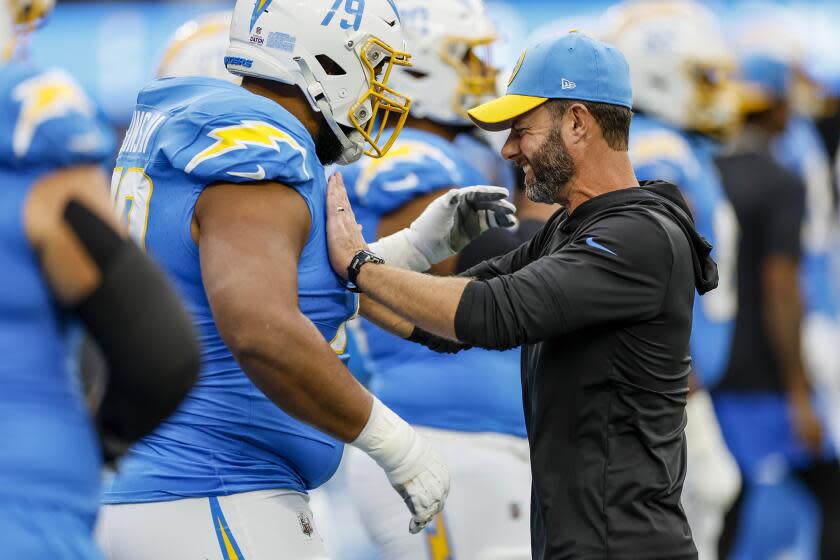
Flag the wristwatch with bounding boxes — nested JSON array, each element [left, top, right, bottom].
[[345, 249, 384, 293]]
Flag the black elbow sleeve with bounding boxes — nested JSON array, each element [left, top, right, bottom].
[[65, 201, 200, 462], [407, 326, 472, 354]]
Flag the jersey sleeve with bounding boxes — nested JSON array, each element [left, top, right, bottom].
[[165, 111, 313, 190], [762, 171, 806, 259], [454, 210, 674, 349], [3, 68, 115, 168], [630, 130, 695, 188], [347, 140, 469, 214]]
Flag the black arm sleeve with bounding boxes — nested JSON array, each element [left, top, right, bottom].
[[65, 201, 200, 462], [455, 227, 524, 274], [408, 326, 472, 354], [454, 210, 674, 349]]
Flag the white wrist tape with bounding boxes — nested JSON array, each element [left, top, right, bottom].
[[369, 229, 432, 272], [351, 397, 428, 485]]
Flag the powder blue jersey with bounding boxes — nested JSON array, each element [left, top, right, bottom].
[[0, 62, 114, 556], [630, 115, 738, 389], [773, 116, 839, 318], [342, 128, 525, 438], [103, 77, 357, 503]]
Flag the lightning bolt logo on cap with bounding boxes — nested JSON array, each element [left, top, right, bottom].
[[507, 50, 526, 88], [185, 120, 309, 178], [250, 0, 272, 32]]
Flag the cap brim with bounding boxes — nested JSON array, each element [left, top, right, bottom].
[[468, 95, 549, 132]]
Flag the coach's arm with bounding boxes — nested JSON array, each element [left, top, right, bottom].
[[328, 175, 671, 350]]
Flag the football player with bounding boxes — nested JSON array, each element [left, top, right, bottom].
[[709, 49, 840, 560], [96, 1, 514, 557], [601, 3, 742, 559], [734, 21, 840, 449], [340, 2, 531, 558], [0, 0, 200, 556]]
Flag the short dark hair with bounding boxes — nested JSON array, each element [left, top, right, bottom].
[[548, 99, 632, 151]]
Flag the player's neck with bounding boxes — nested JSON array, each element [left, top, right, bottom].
[[242, 78, 320, 140], [405, 116, 460, 142]]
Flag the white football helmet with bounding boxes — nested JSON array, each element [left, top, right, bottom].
[[389, 0, 498, 126], [2, 0, 54, 59], [226, 0, 412, 164], [0, 1, 12, 61], [157, 12, 241, 85], [600, 1, 738, 136]]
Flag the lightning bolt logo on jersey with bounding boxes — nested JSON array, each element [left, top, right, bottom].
[[630, 114, 737, 389], [103, 76, 357, 505], [342, 128, 525, 438], [0, 62, 114, 556]]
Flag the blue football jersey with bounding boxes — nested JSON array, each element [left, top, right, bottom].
[[772, 116, 840, 318], [630, 115, 737, 389], [0, 62, 114, 556], [342, 128, 525, 438], [103, 77, 357, 503]]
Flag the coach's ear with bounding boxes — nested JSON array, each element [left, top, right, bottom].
[[566, 102, 593, 145]]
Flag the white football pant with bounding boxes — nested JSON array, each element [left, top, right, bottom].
[[803, 312, 840, 450], [346, 426, 532, 560], [96, 489, 330, 559], [682, 390, 741, 560]]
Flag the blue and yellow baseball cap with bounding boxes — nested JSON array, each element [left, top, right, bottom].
[[468, 31, 633, 131], [737, 53, 791, 113]]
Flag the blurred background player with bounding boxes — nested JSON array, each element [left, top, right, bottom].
[[94, 1, 519, 557], [341, 1, 532, 558], [713, 52, 840, 560], [601, 2, 742, 558], [733, 15, 840, 453], [156, 11, 240, 86], [0, 0, 200, 556]]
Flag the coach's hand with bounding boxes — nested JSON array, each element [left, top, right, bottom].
[[351, 397, 450, 533]]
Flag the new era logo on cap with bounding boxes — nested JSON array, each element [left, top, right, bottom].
[[561, 79, 576, 90]]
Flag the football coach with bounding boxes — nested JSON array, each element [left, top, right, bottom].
[[327, 32, 718, 560]]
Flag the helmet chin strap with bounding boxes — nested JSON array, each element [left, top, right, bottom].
[[295, 57, 364, 165]]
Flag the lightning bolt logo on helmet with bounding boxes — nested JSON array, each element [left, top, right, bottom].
[[185, 119, 309, 178], [250, 0, 272, 32], [12, 69, 95, 157]]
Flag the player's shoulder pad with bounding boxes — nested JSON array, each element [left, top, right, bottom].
[[346, 132, 479, 214], [0, 64, 115, 168], [165, 85, 314, 187], [629, 127, 699, 185]]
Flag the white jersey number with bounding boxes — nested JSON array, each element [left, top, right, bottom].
[[111, 166, 154, 248], [702, 201, 739, 322]]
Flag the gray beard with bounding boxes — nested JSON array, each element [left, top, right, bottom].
[[525, 129, 576, 205], [526, 179, 560, 204]]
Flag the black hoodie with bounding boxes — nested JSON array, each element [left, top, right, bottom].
[[456, 181, 710, 560]]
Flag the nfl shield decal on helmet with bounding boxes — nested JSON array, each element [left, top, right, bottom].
[[298, 511, 314, 538]]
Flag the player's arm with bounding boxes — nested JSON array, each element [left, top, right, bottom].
[[23, 165, 200, 461], [196, 181, 373, 440], [760, 175, 821, 451], [195, 181, 449, 532]]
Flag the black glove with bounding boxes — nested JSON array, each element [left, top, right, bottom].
[[407, 326, 472, 354]]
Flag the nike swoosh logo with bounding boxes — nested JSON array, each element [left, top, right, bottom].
[[586, 237, 617, 256], [381, 173, 420, 192], [228, 164, 266, 181]]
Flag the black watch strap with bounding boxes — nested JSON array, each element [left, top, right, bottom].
[[345, 250, 384, 293]]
